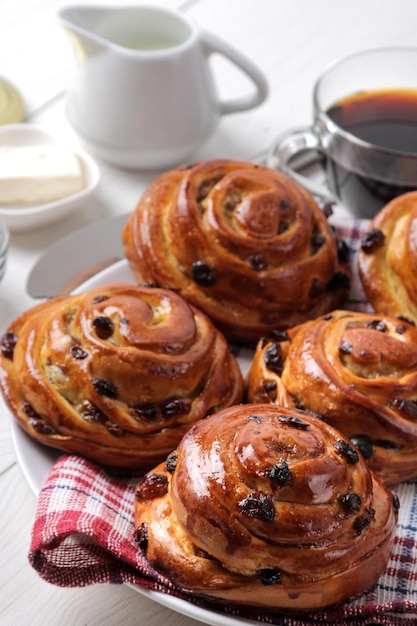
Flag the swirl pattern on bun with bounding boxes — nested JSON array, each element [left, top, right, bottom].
[[358, 191, 417, 325], [134, 403, 398, 610], [0, 283, 243, 469], [123, 159, 351, 343], [247, 310, 417, 484]]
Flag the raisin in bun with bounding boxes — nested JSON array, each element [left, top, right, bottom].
[[358, 191, 417, 324], [247, 310, 417, 484], [0, 283, 243, 469], [134, 404, 398, 611], [123, 159, 351, 343]]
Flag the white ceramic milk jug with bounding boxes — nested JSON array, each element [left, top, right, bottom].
[[57, 4, 269, 169]]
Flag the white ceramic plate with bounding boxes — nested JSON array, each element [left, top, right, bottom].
[[10, 259, 257, 626], [0, 124, 100, 232]]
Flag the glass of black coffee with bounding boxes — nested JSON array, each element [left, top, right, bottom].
[[268, 48, 417, 218]]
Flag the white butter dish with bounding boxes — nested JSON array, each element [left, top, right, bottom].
[[0, 124, 100, 232]]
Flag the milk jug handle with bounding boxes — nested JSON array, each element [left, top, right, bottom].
[[200, 29, 269, 114], [267, 126, 335, 206]]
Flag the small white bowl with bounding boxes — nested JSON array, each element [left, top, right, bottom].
[[0, 217, 10, 282], [0, 124, 100, 232]]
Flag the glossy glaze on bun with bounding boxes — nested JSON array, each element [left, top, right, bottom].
[[247, 309, 417, 484], [123, 159, 351, 343], [0, 283, 243, 469], [134, 404, 398, 611], [358, 191, 417, 324]]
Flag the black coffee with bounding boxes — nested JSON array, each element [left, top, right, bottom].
[[325, 88, 417, 217]]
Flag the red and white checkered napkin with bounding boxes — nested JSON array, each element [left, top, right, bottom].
[[27, 216, 417, 624], [28, 455, 417, 626]]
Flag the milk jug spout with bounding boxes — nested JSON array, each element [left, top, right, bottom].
[[57, 5, 114, 60]]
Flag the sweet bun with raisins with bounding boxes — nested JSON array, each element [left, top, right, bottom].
[[246, 309, 417, 484], [358, 191, 417, 325], [0, 283, 243, 469], [123, 159, 351, 343], [134, 403, 398, 611]]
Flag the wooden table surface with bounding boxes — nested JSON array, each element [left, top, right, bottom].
[[1, 1, 417, 624]]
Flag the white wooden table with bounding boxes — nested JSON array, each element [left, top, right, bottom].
[[1, 1, 417, 624]]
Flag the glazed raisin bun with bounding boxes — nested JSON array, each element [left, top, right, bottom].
[[358, 191, 417, 324], [247, 310, 417, 484], [134, 404, 398, 611], [123, 159, 351, 343], [0, 283, 243, 469]]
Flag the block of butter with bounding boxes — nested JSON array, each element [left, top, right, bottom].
[[0, 145, 85, 206]]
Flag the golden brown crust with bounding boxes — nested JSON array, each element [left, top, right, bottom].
[[358, 191, 417, 323], [134, 404, 397, 611], [123, 159, 351, 343], [0, 283, 243, 469], [247, 310, 417, 484]]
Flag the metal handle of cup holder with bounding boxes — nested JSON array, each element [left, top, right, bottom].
[[267, 126, 336, 207]]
